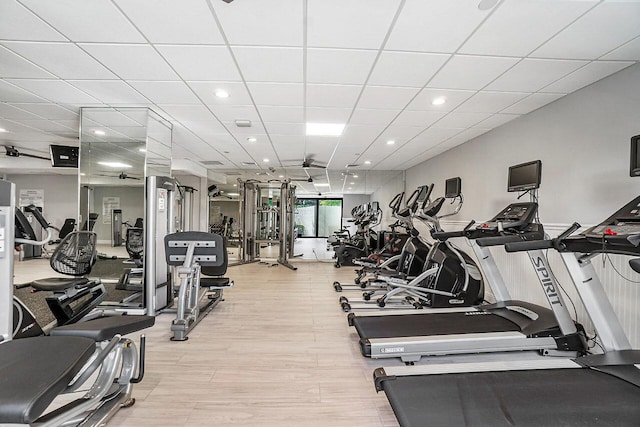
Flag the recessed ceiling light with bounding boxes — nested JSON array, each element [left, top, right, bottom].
[[138, 148, 146, 152], [263, 158, 269, 163], [432, 97, 446, 106], [80, 173, 86, 176], [364, 160, 371, 165], [314, 183, 330, 187], [279, 175, 284, 178], [98, 161, 131, 168], [246, 137, 257, 143], [227, 192, 239, 196], [348, 187, 352, 190], [0, 128, 7, 133], [353, 175, 358, 178], [386, 140, 395, 145], [94, 130, 106, 136], [350, 182, 355, 185], [215, 89, 229, 98], [306, 123, 345, 136], [233, 184, 237, 187]]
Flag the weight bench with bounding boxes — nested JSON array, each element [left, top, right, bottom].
[[165, 232, 233, 341], [0, 315, 153, 426]]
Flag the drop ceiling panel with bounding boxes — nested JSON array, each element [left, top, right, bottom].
[[211, 105, 260, 123], [393, 110, 446, 127], [532, 2, 640, 60], [114, 0, 224, 44], [223, 121, 265, 136], [377, 125, 425, 144], [10, 103, 78, 120], [340, 124, 387, 149], [307, 48, 377, 85], [68, 80, 150, 104], [0, 80, 47, 103], [156, 45, 241, 81], [22, 0, 145, 43], [602, 36, 640, 60], [304, 136, 340, 159], [0, 103, 45, 120], [0, 2, 63, 41], [4, 42, 118, 80], [307, 0, 400, 49], [306, 84, 361, 108], [459, 0, 597, 57], [178, 119, 229, 136], [358, 86, 420, 109], [246, 83, 304, 106], [486, 58, 588, 92], [432, 112, 492, 129], [233, 47, 302, 83], [428, 55, 520, 90], [501, 93, 565, 115], [474, 113, 520, 129], [188, 81, 253, 105], [369, 51, 450, 88], [306, 107, 352, 123], [0, 45, 54, 78], [157, 104, 218, 123], [212, 0, 302, 46], [408, 88, 475, 111], [350, 108, 400, 126], [257, 106, 304, 123], [386, 0, 490, 53], [263, 122, 305, 136], [6, 79, 100, 104], [128, 81, 200, 104], [80, 44, 180, 80], [455, 91, 528, 114], [540, 61, 634, 93]]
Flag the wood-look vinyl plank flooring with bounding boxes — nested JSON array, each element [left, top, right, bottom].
[[106, 261, 400, 427]]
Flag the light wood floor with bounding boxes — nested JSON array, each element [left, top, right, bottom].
[[104, 260, 401, 427]]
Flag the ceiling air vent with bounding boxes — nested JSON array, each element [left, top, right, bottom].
[[201, 160, 224, 166], [235, 120, 252, 128], [346, 164, 360, 168], [241, 161, 256, 166], [225, 172, 242, 176]]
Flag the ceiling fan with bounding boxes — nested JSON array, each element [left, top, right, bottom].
[[95, 171, 141, 180], [283, 156, 327, 170]]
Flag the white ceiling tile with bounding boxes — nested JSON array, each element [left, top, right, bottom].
[[211, 105, 260, 123], [22, 0, 145, 43], [358, 86, 420, 109], [307, 49, 377, 85], [0, 103, 43, 120], [3, 42, 117, 80], [233, 47, 302, 83], [386, 0, 490, 52], [0, 1, 66, 41], [79, 44, 179, 80], [460, 0, 597, 56], [114, 0, 224, 44], [247, 83, 304, 106], [0, 80, 49, 103], [68, 80, 150, 104], [601, 36, 640, 60], [224, 121, 266, 136], [486, 58, 588, 92], [180, 120, 231, 138], [9, 103, 78, 120], [306, 84, 361, 108], [501, 93, 565, 114], [445, 127, 492, 145], [369, 51, 449, 87], [541, 60, 635, 93], [341, 124, 387, 145], [257, 106, 304, 123], [212, 0, 302, 46], [306, 107, 352, 123], [378, 125, 425, 143], [474, 113, 520, 129], [455, 91, 529, 113], [5, 79, 100, 104], [350, 109, 400, 125], [0, 45, 54, 78], [13, 119, 76, 133], [429, 55, 519, 90], [188, 81, 253, 105], [128, 81, 200, 104], [264, 122, 306, 136], [532, 2, 640, 60], [411, 127, 462, 147], [432, 112, 492, 129], [307, 0, 401, 49], [408, 88, 475, 111], [156, 45, 241, 81], [157, 105, 217, 123], [304, 136, 340, 158], [393, 110, 446, 127]]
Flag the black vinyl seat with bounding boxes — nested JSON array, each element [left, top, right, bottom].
[[200, 237, 232, 288], [50, 315, 156, 341], [0, 336, 95, 424]]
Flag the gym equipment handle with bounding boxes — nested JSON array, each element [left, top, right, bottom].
[[431, 230, 465, 241], [24, 204, 50, 229], [476, 234, 527, 247], [504, 239, 553, 252]]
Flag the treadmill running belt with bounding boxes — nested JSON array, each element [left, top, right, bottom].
[[353, 312, 518, 339], [382, 368, 640, 427]]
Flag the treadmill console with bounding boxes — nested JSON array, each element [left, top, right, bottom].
[[478, 202, 538, 232], [583, 195, 640, 241]]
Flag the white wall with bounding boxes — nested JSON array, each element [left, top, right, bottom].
[[342, 194, 370, 216], [403, 63, 640, 348], [92, 186, 144, 243], [174, 174, 208, 231], [371, 172, 405, 228]]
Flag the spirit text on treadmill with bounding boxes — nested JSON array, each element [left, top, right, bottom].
[[533, 256, 562, 306], [381, 347, 405, 353]]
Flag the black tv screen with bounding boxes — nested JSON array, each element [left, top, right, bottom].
[[50, 145, 78, 168], [445, 177, 461, 198], [508, 160, 542, 192], [630, 135, 640, 177]]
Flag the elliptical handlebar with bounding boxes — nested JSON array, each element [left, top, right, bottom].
[[24, 204, 50, 229]]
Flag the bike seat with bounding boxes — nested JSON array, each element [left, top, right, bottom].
[[50, 315, 155, 342], [31, 277, 90, 292]]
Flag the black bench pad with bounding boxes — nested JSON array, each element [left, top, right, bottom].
[[0, 336, 95, 424], [31, 277, 90, 291], [50, 315, 155, 341], [200, 277, 230, 287]]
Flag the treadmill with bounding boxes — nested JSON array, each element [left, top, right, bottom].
[[373, 194, 640, 427], [349, 162, 586, 362]]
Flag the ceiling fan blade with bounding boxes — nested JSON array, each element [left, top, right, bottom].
[[307, 164, 326, 169]]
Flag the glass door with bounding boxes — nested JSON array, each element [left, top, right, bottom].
[[294, 199, 317, 237], [294, 198, 343, 237]]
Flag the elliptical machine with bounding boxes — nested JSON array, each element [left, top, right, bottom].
[[334, 202, 382, 267]]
